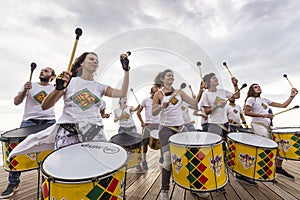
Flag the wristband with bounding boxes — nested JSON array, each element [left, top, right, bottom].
[[242, 121, 246, 125]]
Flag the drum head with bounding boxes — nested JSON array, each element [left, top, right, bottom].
[[110, 133, 143, 149], [42, 142, 127, 182], [169, 132, 222, 146], [228, 132, 277, 148], [1, 123, 53, 140], [272, 127, 300, 133], [150, 130, 159, 138]]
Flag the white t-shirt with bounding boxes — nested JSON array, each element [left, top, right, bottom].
[[245, 97, 272, 123], [21, 82, 55, 121], [57, 77, 108, 126], [114, 106, 135, 128], [181, 101, 192, 124], [200, 89, 232, 124], [140, 97, 160, 124], [99, 99, 106, 111], [160, 91, 184, 126], [226, 104, 242, 124]]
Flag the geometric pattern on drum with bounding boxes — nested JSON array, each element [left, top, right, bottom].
[[257, 150, 275, 180], [5, 142, 20, 170], [86, 176, 121, 200], [226, 140, 235, 168], [185, 147, 209, 190], [291, 135, 300, 157]]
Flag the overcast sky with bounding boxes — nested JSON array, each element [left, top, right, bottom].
[[1, 0, 299, 132]]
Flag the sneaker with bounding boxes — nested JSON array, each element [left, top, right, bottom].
[[236, 174, 258, 186], [142, 161, 148, 171], [136, 165, 145, 173], [0, 183, 19, 198], [276, 167, 295, 179], [159, 157, 164, 164], [191, 191, 210, 198], [216, 187, 226, 193], [160, 190, 169, 200]]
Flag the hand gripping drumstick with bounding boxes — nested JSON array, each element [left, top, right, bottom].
[[196, 61, 203, 82], [274, 105, 299, 116], [283, 74, 294, 88], [169, 83, 186, 102], [29, 62, 37, 82], [188, 85, 195, 97], [225, 83, 247, 102], [63, 28, 83, 87], [223, 62, 234, 77], [130, 88, 140, 105]]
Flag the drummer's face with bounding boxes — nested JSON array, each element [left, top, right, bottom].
[[81, 53, 99, 73], [163, 72, 174, 85], [253, 84, 262, 94], [209, 75, 219, 87]]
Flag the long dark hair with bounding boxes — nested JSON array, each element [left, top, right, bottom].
[[153, 69, 174, 91], [71, 52, 98, 77], [245, 83, 260, 103]]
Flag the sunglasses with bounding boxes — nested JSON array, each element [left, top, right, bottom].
[[253, 85, 260, 89]]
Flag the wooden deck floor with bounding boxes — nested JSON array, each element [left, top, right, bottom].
[[1, 149, 299, 200]]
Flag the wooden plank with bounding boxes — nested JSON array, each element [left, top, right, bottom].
[[258, 183, 283, 200], [227, 172, 254, 200], [170, 184, 185, 200], [143, 173, 161, 200], [223, 184, 240, 200], [263, 181, 299, 200]]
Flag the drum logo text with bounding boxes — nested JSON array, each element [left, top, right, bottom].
[[81, 143, 120, 154], [171, 154, 183, 173], [278, 139, 291, 152], [210, 154, 222, 176], [239, 153, 255, 169]]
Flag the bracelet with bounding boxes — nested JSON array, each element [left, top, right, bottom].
[[290, 95, 295, 98], [242, 121, 246, 125]]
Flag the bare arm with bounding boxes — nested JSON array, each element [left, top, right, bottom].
[[41, 89, 64, 110], [105, 71, 129, 98], [14, 82, 32, 105], [244, 105, 273, 119], [270, 88, 298, 108], [152, 91, 164, 116], [181, 90, 198, 110], [136, 105, 145, 126], [232, 77, 240, 99]]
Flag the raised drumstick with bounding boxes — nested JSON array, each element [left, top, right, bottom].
[[283, 74, 294, 88], [226, 83, 247, 102], [130, 88, 140, 105], [188, 85, 195, 97], [274, 105, 299, 116], [29, 62, 37, 82], [169, 83, 186, 103], [223, 62, 234, 77], [197, 61, 203, 82]]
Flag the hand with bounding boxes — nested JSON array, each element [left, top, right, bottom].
[[161, 102, 169, 108], [231, 76, 238, 86], [56, 71, 72, 90], [120, 54, 130, 71], [291, 88, 298, 97], [23, 82, 32, 90], [262, 113, 273, 119], [141, 123, 146, 128], [102, 113, 111, 118], [200, 81, 207, 90]]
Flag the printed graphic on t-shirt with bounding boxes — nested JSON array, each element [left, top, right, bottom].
[[33, 91, 48, 104], [181, 106, 186, 111], [233, 109, 238, 114], [71, 88, 100, 111], [214, 96, 225, 108], [121, 112, 130, 121], [261, 102, 267, 110], [170, 96, 179, 105]]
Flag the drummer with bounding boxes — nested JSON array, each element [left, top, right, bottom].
[[226, 96, 248, 132], [136, 86, 162, 170], [244, 83, 298, 179], [152, 69, 208, 200], [1, 67, 56, 198]]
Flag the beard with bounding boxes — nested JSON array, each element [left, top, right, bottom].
[[39, 76, 51, 82]]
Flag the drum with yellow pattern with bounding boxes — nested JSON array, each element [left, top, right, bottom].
[[272, 127, 300, 160], [41, 142, 127, 200], [149, 130, 161, 150], [0, 124, 53, 172], [226, 132, 277, 181], [169, 132, 227, 192]]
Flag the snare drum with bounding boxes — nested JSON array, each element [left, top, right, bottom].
[[41, 142, 127, 200], [169, 132, 227, 192], [226, 132, 277, 181], [272, 128, 300, 160], [0, 124, 53, 171], [110, 133, 143, 168], [149, 130, 161, 150]]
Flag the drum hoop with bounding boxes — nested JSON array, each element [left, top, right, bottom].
[[227, 137, 277, 149], [169, 140, 223, 148]]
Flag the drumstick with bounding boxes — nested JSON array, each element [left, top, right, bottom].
[[226, 83, 247, 102], [130, 88, 140, 105], [196, 61, 203, 82], [29, 62, 37, 82], [169, 83, 186, 103], [283, 74, 294, 88], [223, 62, 234, 77], [274, 105, 299, 116], [63, 28, 83, 87], [188, 85, 195, 98]]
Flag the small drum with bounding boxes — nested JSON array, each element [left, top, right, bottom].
[[0, 124, 53, 172], [41, 142, 127, 200], [226, 132, 278, 181], [149, 130, 161, 150], [110, 133, 143, 168], [272, 127, 300, 160], [169, 132, 227, 192]]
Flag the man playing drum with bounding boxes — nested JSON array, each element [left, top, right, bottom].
[[244, 83, 298, 179], [226, 96, 248, 132], [1, 67, 56, 198]]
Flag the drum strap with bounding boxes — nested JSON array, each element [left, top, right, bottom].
[[165, 126, 185, 133]]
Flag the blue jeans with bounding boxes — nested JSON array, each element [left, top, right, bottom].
[[8, 119, 56, 184]]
